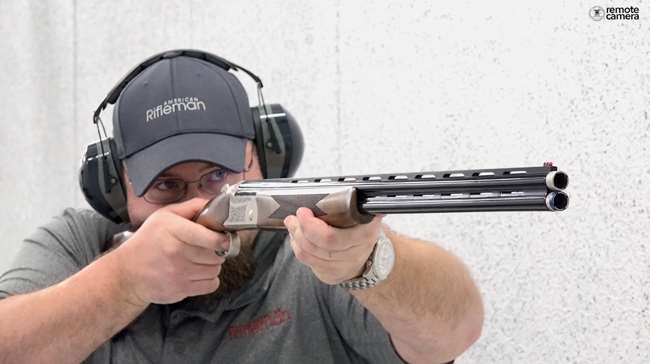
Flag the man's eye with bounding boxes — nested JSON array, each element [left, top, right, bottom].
[[154, 180, 183, 191], [206, 169, 228, 182]]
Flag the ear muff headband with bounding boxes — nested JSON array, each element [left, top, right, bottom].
[[93, 49, 265, 125]]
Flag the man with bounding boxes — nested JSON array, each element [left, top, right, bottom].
[[0, 52, 483, 363]]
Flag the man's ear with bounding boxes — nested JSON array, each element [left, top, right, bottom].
[[121, 162, 135, 201], [121, 162, 130, 187]]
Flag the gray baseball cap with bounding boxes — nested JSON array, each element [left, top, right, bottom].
[[112, 56, 255, 196]]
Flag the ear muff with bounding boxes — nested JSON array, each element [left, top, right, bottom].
[[79, 138, 129, 223], [252, 104, 304, 179]]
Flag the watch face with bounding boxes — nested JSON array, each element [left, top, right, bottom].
[[373, 236, 395, 280]]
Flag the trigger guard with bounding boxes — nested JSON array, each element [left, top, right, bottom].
[[215, 232, 241, 258]]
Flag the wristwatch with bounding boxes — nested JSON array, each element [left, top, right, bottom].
[[339, 230, 395, 290]]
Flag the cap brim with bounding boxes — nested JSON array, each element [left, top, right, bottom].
[[124, 133, 247, 196]]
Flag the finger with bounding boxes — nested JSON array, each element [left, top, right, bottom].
[[289, 225, 353, 268], [290, 234, 364, 281], [288, 219, 331, 260], [295, 208, 364, 251], [289, 228, 331, 267], [163, 197, 210, 219], [171, 218, 230, 251], [182, 244, 226, 265], [300, 237, 345, 262], [337, 214, 384, 244], [295, 208, 343, 247], [301, 236, 372, 262], [328, 213, 385, 249], [186, 278, 220, 297], [283, 215, 298, 235]]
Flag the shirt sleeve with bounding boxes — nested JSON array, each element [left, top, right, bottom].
[[0, 208, 119, 299]]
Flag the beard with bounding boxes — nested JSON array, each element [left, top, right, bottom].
[[210, 235, 256, 297]]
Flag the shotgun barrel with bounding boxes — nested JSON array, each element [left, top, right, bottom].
[[195, 164, 570, 233]]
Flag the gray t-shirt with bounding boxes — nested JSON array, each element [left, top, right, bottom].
[[0, 208, 407, 363]]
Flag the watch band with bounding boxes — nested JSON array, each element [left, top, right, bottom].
[[338, 230, 393, 290], [339, 276, 379, 290]]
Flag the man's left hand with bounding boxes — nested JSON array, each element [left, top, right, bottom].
[[283, 207, 384, 285]]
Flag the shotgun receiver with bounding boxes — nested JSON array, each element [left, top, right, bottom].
[[195, 163, 569, 241]]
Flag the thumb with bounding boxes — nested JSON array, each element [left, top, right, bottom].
[[162, 198, 210, 220], [371, 213, 385, 225]]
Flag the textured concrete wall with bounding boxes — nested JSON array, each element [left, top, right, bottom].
[[1, 1, 648, 362]]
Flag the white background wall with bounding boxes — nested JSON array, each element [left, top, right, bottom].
[[1, 0, 648, 362]]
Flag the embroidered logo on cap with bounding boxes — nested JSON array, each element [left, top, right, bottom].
[[145, 96, 207, 122]]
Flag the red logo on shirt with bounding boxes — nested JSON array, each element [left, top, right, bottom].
[[228, 308, 291, 339]]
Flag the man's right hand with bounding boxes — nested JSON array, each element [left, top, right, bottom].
[[112, 198, 229, 307]]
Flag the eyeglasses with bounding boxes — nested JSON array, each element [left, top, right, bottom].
[[144, 167, 244, 204]]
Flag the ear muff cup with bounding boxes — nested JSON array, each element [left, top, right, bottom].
[[252, 104, 304, 179], [79, 138, 129, 223]]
